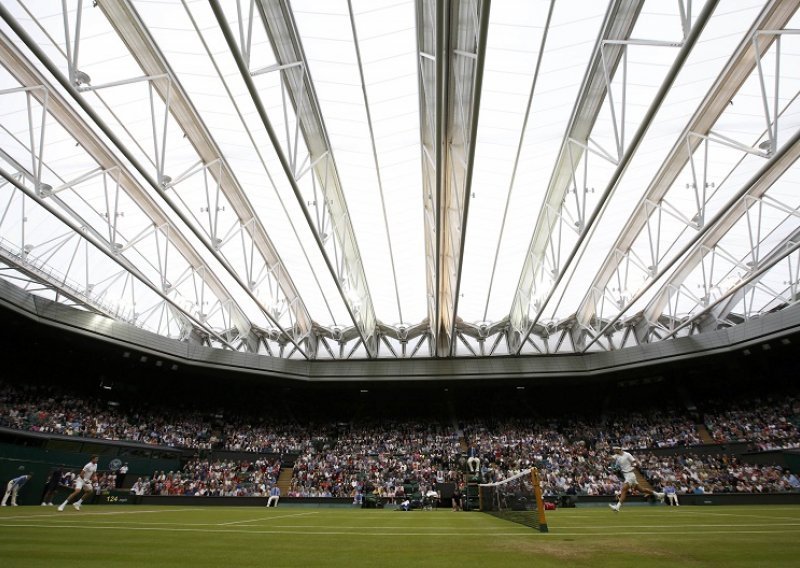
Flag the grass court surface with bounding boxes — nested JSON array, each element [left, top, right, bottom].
[[2, 504, 799, 567]]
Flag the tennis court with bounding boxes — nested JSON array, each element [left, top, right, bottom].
[[2, 504, 799, 567]]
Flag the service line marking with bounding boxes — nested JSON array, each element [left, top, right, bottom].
[[218, 511, 319, 526], [670, 509, 800, 522]]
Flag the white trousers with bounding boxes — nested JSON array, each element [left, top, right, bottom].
[[667, 493, 679, 506], [1, 481, 19, 506], [267, 495, 280, 507]]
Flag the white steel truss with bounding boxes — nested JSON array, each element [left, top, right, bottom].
[[416, 0, 491, 356], [505, 0, 642, 353], [688, 226, 800, 337], [0, 29, 253, 349], [209, 0, 380, 358], [1, 0, 799, 361], [1, 2, 315, 358], [96, 0, 313, 356], [632, 129, 800, 345], [0, 166, 236, 349], [574, 1, 800, 351], [508, 0, 716, 355]]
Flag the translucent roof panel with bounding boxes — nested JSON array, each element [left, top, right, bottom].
[[291, 0, 426, 327], [1, 0, 798, 359], [458, 0, 550, 324], [558, 0, 770, 321]]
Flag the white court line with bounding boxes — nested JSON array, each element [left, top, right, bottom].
[[551, 510, 800, 522], [671, 509, 800, 522], [218, 512, 319, 526], [0, 519, 526, 530], [0, 508, 203, 521], [1, 522, 800, 538], [541, 522, 800, 529], [0, 522, 529, 536], [549, 529, 800, 537], [241, 524, 528, 530], [208, 522, 800, 531]]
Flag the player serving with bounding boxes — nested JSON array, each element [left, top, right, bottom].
[[609, 446, 663, 512]]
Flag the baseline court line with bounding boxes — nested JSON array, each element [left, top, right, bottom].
[[2, 522, 800, 538], [541, 522, 800, 529], [0, 522, 531, 536], [0, 508, 203, 521], [551, 510, 800, 523], [248, 524, 527, 530], [0, 518, 524, 530], [218, 511, 320, 526]]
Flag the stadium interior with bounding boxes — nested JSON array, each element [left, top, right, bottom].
[[1, 0, 800, 565]]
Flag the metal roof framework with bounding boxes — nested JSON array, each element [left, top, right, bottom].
[[0, 26, 243, 349], [95, 0, 315, 357], [0, 0, 798, 362], [209, 0, 381, 358], [416, 0, 491, 356], [573, 0, 800, 351]]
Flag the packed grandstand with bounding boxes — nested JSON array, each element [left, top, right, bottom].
[[2, 379, 798, 500]]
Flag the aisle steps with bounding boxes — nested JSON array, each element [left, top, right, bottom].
[[276, 467, 293, 495], [696, 423, 715, 444], [634, 469, 654, 492]]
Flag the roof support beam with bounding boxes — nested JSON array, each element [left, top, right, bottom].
[[0, 3, 310, 356], [97, 0, 312, 353], [209, 0, 378, 358], [624, 129, 800, 346], [442, 0, 490, 357], [0, 166, 236, 349], [507, 0, 647, 354], [416, 0, 439, 353], [691, 226, 800, 336], [416, 0, 491, 357], [575, 0, 800, 334], [0, 25, 251, 349]]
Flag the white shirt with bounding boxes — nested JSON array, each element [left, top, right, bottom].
[[614, 451, 636, 473], [82, 461, 98, 482]]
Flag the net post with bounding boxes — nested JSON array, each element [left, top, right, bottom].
[[530, 467, 549, 533]]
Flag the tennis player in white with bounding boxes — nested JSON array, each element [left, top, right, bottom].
[[58, 455, 98, 511], [609, 447, 663, 512]]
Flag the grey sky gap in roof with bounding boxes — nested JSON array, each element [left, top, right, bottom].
[[0, 0, 799, 361]]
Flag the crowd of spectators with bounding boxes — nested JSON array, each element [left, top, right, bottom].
[[0, 381, 221, 449], [639, 452, 800, 494], [2, 379, 799, 498], [577, 411, 704, 449], [289, 422, 463, 500], [129, 457, 282, 497], [0, 381, 310, 454], [461, 417, 697, 496], [220, 422, 314, 454], [459, 417, 798, 496], [459, 413, 704, 496], [703, 396, 800, 450]]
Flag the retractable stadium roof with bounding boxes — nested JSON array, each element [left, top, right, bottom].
[[1, 0, 799, 364]]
